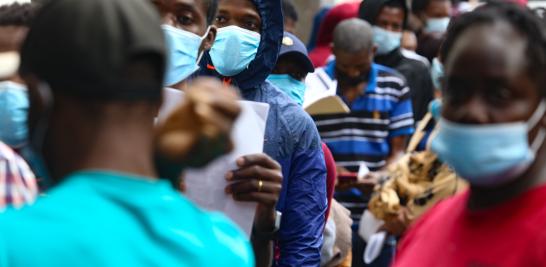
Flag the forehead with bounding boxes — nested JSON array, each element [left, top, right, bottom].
[[218, 0, 257, 12], [446, 22, 528, 82], [0, 26, 27, 52], [157, 0, 207, 14], [378, 6, 405, 19], [335, 48, 371, 64]]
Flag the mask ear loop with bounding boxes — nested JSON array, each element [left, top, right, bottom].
[[528, 101, 546, 153], [196, 26, 212, 65]]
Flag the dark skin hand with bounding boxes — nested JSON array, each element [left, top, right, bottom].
[[225, 153, 282, 267], [225, 154, 283, 232], [443, 22, 546, 211]]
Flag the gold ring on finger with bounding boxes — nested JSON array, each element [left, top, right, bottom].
[[258, 180, 264, 192]]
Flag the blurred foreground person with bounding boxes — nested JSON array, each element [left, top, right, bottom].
[[0, 0, 254, 266], [394, 3, 546, 266]]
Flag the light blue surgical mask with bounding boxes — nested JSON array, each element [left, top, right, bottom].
[[209, 26, 261, 77], [372, 26, 402, 55], [431, 57, 444, 91], [425, 17, 450, 33], [431, 101, 546, 187], [162, 25, 209, 86], [0, 81, 29, 148], [428, 98, 442, 120], [267, 74, 306, 106]]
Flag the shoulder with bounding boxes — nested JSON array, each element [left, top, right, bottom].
[[400, 49, 431, 68]]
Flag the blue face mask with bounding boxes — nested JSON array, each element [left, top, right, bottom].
[[431, 58, 444, 91], [372, 26, 402, 55], [431, 101, 546, 187], [162, 25, 208, 86], [0, 81, 29, 148], [267, 74, 307, 106], [425, 17, 450, 33], [209, 26, 261, 77], [428, 98, 442, 120]]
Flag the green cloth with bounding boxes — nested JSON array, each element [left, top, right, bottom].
[[0, 171, 254, 267]]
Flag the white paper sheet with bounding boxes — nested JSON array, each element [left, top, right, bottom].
[[159, 88, 270, 236]]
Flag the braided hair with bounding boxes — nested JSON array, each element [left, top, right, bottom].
[[440, 1, 546, 94]]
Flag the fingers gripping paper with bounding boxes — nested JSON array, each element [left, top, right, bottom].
[[160, 88, 270, 236]]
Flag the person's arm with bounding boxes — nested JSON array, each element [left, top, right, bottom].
[[386, 135, 409, 167], [225, 154, 283, 267], [387, 83, 415, 165], [276, 145, 327, 267]]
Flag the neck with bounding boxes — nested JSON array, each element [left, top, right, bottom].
[[467, 143, 546, 211], [47, 101, 158, 181]]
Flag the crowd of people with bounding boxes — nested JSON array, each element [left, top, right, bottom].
[[0, 0, 545, 266]]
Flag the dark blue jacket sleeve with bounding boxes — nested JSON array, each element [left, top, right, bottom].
[[275, 125, 327, 266]]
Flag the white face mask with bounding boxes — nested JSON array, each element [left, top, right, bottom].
[[162, 25, 211, 86], [424, 17, 450, 33]]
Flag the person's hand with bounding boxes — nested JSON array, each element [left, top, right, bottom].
[[381, 207, 411, 236], [155, 78, 241, 168], [336, 172, 385, 195], [225, 154, 283, 233]]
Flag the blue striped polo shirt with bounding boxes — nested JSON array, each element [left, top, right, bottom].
[[311, 61, 415, 224]]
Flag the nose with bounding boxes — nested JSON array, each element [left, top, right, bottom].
[[446, 96, 492, 125]]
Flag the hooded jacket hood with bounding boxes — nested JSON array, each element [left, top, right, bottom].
[[359, 0, 408, 29], [199, 0, 283, 91]]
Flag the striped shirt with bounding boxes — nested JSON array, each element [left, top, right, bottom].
[[0, 141, 38, 209], [307, 61, 415, 223]]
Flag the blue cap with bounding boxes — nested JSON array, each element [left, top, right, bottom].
[[278, 32, 314, 73]]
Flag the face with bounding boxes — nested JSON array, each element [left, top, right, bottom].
[[376, 6, 405, 32], [215, 0, 262, 33], [333, 47, 375, 78], [443, 22, 541, 127], [272, 55, 307, 81], [152, 0, 217, 51], [424, 0, 452, 19]]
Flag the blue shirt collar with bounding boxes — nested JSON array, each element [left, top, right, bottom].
[[325, 60, 378, 95]]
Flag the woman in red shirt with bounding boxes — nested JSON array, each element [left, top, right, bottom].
[[394, 3, 546, 266]]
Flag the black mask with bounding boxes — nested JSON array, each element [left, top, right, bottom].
[[335, 68, 369, 87]]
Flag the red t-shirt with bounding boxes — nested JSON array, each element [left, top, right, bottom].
[[394, 185, 546, 267]]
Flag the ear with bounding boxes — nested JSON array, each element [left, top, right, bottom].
[[371, 44, 378, 57], [200, 25, 218, 52]]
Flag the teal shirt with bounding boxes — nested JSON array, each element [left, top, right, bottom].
[[0, 171, 254, 267]]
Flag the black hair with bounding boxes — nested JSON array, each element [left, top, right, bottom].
[[441, 1, 546, 94], [203, 0, 218, 25], [282, 0, 298, 22], [412, 0, 450, 15], [0, 3, 35, 26]]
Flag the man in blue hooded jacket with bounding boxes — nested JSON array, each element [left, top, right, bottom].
[[200, 0, 328, 265]]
